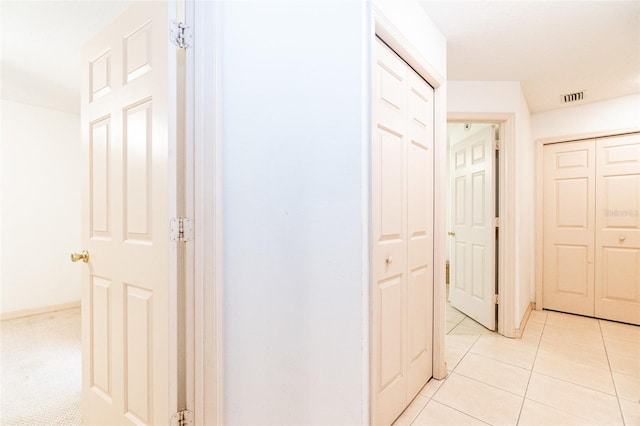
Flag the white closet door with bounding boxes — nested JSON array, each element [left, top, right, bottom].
[[406, 68, 434, 399], [543, 140, 596, 317], [595, 133, 640, 325], [371, 38, 434, 426], [371, 37, 409, 426]]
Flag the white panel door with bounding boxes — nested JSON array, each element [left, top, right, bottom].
[[449, 127, 496, 330], [371, 38, 434, 426], [371, 38, 409, 426], [543, 140, 596, 317], [80, 2, 175, 424], [595, 133, 640, 325], [406, 71, 434, 399]]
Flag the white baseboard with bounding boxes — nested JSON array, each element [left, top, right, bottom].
[[1, 301, 81, 321], [514, 302, 534, 339]]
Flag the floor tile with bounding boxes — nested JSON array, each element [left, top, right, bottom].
[[527, 309, 547, 325], [454, 352, 530, 396], [526, 373, 623, 425], [448, 323, 492, 336], [604, 337, 640, 357], [459, 317, 495, 333], [612, 371, 639, 402], [607, 351, 640, 376], [542, 324, 605, 350], [545, 311, 601, 334], [445, 346, 467, 371], [392, 394, 428, 426], [517, 399, 598, 426], [446, 321, 459, 333], [445, 334, 480, 351], [432, 373, 523, 426], [521, 320, 543, 337], [412, 400, 489, 426], [470, 335, 537, 370], [533, 351, 616, 394], [538, 336, 609, 370], [619, 398, 640, 426], [418, 378, 443, 399], [600, 320, 640, 343]]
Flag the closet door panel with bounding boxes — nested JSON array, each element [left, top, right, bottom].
[[595, 133, 640, 325], [543, 140, 596, 316]]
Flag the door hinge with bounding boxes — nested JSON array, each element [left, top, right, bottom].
[[494, 217, 501, 228], [170, 21, 192, 49], [493, 294, 500, 304], [170, 218, 193, 242], [170, 409, 193, 426]]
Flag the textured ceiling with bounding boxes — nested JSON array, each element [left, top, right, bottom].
[[420, 1, 640, 113]]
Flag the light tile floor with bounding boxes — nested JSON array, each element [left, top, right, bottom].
[[394, 305, 640, 426]]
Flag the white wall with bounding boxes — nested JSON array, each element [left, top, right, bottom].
[[221, 2, 367, 424], [1, 99, 81, 315], [531, 93, 640, 141], [220, 1, 446, 424], [448, 81, 533, 328]]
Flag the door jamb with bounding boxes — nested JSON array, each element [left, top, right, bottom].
[[185, 1, 224, 424], [448, 112, 516, 338], [370, 6, 448, 409]]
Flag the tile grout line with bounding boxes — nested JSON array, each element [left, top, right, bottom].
[[514, 311, 546, 425], [600, 319, 628, 426]]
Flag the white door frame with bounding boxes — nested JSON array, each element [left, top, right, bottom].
[[370, 9, 448, 400], [534, 127, 640, 313], [185, 1, 224, 424], [448, 112, 517, 338]]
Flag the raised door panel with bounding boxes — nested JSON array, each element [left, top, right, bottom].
[[81, 3, 171, 424], [543, 141, 595, 316], [595, 133, 640, 325]]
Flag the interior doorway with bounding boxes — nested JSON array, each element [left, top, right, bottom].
[[446, 122, 500, 333]]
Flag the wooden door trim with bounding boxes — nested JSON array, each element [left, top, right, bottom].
[[187, 1, 224, 424], [448, 112, 517, 338], [534, 127, 640, 314], [369, 8, 448, 424]]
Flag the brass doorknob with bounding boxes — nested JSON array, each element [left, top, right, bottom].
[[448, 231, 456, 237], [70, 250, 90, 263]]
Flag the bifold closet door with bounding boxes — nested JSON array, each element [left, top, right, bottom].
[[543, 140, 596, 317], [371, 37, 434, 426], [595, 133, 640, 325]]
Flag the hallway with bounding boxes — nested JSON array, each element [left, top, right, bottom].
[[393, 309, 639, 425]]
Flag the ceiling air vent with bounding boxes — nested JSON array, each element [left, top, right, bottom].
[[561, 91, 585, 104]]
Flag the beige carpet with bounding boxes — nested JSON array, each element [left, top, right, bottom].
[[1, 307, 82, 425]]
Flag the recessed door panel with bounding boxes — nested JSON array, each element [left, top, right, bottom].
[[556, 244, 589, 296], [556, 178, 589, 228], [91, 117, 111, 238], [91, 276, 112, 401]]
